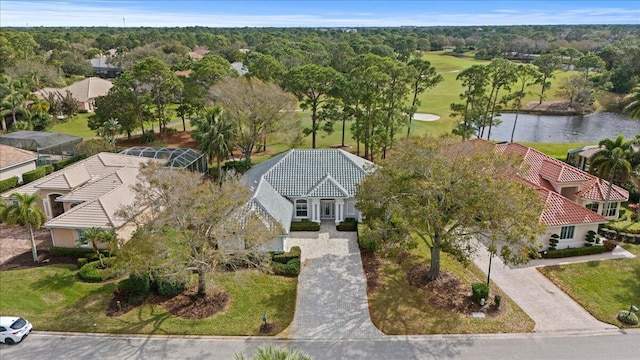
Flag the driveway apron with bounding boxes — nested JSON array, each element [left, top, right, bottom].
[[285, 224, 384, 339], [472, 241, 617, 332]]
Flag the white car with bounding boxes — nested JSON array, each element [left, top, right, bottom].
[[0, 317, 32, 345]]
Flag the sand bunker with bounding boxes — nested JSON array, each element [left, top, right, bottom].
[[412, 113, 441, 121]]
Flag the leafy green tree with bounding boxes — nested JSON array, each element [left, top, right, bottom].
[[190, 54, 235, 91], [191, 107, 236, 180], [356, 136, 544, 280], [0, 75, 31, 130], [117, 163, 278, 297], [590, 139, 633, 218], [624, 86, 640, 120], [532, 53, 562, 104], [509, 64, 543, 142], [90, 84, 139, 139], [451, 65, 488, 140], [132, 57, 182, 134], [245, 52, 287, 84], [283, 64, 340, 148], [406, 58, 442, 137], [481, 58, 517, 140], [1, 193, 46, 263], [576, 53, 606, 81]]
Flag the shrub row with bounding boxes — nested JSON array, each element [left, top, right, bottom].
[[272, 246, 301, 264], [336, 218, 358, 231], [222, 160, 251, 174], [290, 220, 320, 231], [543, 246, 606, 259], [0, 176, 18, 193], [153, 272, 189, 297], [21, 167, 47, 184], [77, 258, 125, 282], [272, 258, 300, 276], [49, 246, 109, 259]]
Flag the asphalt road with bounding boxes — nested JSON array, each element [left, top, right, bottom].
[[2, 330, 639, 360]]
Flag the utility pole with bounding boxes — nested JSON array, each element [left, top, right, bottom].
[[123, 17, 126, 27]]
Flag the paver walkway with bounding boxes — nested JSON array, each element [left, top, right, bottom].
[[472, 239, 622, 332], [285, 223, 384, 339]]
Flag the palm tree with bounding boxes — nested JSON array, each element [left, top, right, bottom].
[[0, 75, 30, 130], [191, 107, 236, 182], [1, 193, 46, 262], [78, 227, 116, 267], [590, 146, 632, 218], [624, 86, 640, 120]]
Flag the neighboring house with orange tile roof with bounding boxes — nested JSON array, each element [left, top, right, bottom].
[[0, 144, 38, 183], [33, 77, 113, 113], [1, 152, 162, 249], [492, 141, 629, 250]]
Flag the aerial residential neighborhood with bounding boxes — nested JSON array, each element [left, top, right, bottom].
[[1, 1, 639, 359]]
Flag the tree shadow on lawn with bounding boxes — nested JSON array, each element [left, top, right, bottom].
[[28, 264, 80, 292], [613, 261, 640, 316]]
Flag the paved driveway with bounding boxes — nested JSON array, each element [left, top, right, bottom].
[[472, 240, 621, 332], [285, 223, 384, 339]]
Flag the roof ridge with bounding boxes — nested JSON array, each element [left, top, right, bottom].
[[264, 149, 294, 177], [336, 149, 369, 175]]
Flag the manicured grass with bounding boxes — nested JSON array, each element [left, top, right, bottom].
[[521, 141, 594, 161], [539, 244, 640, 327], [51, 113, 95, 139], [367, 241, 534, 334], [606, 208, 640, 234], [0, 265, 297, 335]]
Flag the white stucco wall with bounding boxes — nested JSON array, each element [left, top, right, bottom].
[[0, 161, 37, 182], [539, 223, 602, 250]]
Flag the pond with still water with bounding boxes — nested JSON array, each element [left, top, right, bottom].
[[488, 112, 639, 143]]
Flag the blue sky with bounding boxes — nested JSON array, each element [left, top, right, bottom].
[[2, 1, 639, 27]]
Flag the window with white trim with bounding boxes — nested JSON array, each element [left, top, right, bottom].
[[559, 225, 575, 240], [295, 199, 308, 217], [585, 203, 599, 213], [604, 202, 616, 217]]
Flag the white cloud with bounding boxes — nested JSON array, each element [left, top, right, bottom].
[[1, 1, 639, 27]]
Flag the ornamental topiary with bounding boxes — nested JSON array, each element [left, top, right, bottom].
[[585, 230, 596, 247], [549, 234, 560, 251], [617, 310, 639, 325]]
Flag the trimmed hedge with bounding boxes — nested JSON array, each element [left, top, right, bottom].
[[49, 246, 108, 259], [153, 274, 189, 297], [472, 283, 489, 302], [42, 164, 54, 175], [543, 246, 606, 258], [290, 220, 320, 231], [272, 246, 301, 264], [0, 176, 19, 192], [21, 167, 47, 184], [222, 160, 251, 174], [336, 218, 358, 231], [77, 258, 125, 282], [272, 258, 300, 276]]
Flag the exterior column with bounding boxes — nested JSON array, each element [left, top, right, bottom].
[[311, 199, 320, 223], [335, 199, 344, 224]]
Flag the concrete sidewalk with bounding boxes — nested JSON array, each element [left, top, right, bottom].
[[472, 241, 619, 333], [285, 223, 384, 339]]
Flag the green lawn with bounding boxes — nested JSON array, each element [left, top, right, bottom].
[[521, 141, 594, 161], [367, 240, 534, 334], [539, 244, 640, 327], [0, 265, 297, 335], [51, 113, 95, 139], [606, 208, 640, 234]]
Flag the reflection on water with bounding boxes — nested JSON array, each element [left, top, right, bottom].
[[489, 112, 640, 143]]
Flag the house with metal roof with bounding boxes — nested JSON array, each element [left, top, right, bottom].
[[243, 149, 374, 250], [493, 141, 629, 250], [1, 152, 162, 249]]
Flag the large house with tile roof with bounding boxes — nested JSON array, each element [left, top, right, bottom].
[[0, 144, 37, 183], [1, 152, 162, 248], [243, 149, 374, 250], [492, 141, 628, 250], [33, 77, 113, 113]]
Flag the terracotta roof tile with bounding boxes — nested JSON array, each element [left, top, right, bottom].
[[0, 144, 37, 169]]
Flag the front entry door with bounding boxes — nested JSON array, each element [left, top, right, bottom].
[[320, 200, 335, 220]]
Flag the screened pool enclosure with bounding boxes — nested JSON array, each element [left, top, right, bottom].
[[119, 147, 207, 172]]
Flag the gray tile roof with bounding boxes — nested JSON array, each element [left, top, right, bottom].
[[248, 180, 292, 234], [244, 149, 373, 198]]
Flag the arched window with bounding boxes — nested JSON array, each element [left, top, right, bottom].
[[295, 199, 308, 218]]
